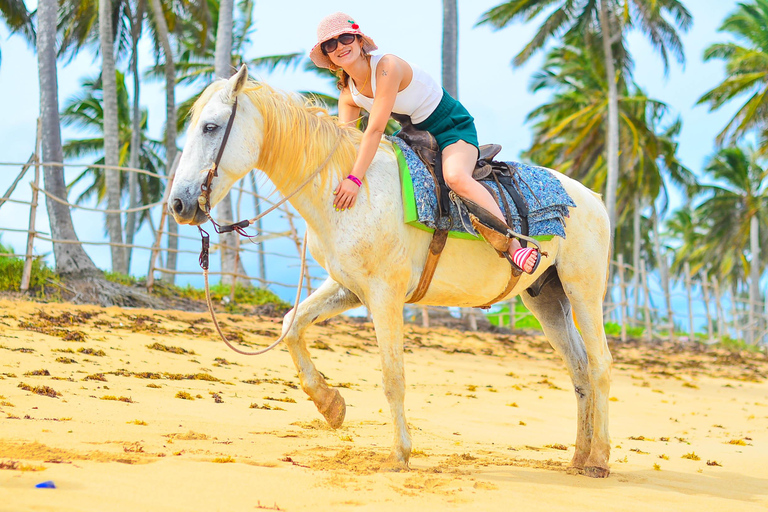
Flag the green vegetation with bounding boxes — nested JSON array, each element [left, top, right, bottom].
[[103, 272, 287, 309], [0, 242, 60, 300], [486, 302, 542, 330], [152, 280, 288, 309], [604, 323, 646, 338], [714, 336, 765, 353], [0, 256, 286, 309]]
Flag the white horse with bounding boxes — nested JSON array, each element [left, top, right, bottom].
[[168, 65, 613, 477]]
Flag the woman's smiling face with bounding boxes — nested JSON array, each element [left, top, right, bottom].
[[326, 34, 362, 69]]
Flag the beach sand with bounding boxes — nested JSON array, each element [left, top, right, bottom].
[[0, 297, 766, 511]]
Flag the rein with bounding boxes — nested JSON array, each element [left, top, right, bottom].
[[195, 97, 341, 356]]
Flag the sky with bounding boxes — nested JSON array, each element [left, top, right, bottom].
[[0, 0, 748, 301]]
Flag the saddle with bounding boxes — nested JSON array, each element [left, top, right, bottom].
[[392, 114, 503, 213], [393, 114, 543, 308]]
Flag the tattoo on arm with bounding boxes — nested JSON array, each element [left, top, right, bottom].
[[381, 70, 388, 77]]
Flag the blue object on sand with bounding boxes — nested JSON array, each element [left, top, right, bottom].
[[35, 480, 56, 489]]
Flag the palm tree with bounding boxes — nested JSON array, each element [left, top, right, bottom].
[[212, 0, 244, 285], [0, 0, 34, 68], [53, 0, 147, 273], [60, 71, 165, 228], [147, 0, 179, 282], [524, 37, 694, 222], [37, 0, 99, 277], [664, 204, 709, 276], [125, 0, 146, 272], [697, 0, 768, 151], [523, 32, 694, 329], [163, 0, 303, 285], [694, 146, 767, 342], [442, 0, 458, 99], [477, 0, 692, 241], [100, 0, 126, 274]]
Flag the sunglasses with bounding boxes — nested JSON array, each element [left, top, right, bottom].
[[321, 33, 358, 54]]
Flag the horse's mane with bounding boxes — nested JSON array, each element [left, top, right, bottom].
[[190, 79, 391, 192]]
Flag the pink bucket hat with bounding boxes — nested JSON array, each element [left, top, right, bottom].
[[310, 12, 378, 69]]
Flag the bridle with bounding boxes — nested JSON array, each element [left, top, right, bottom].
[[193, 94, 341, 356]]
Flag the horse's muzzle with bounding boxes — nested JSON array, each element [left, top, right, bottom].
[[168, 194, 208, 226]]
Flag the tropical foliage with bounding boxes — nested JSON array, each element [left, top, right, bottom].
[[60, 71, 165, 232], [479, 0, 692, 237], [697, 0, 768, 149], [0, 0, 34, 67], [6, 0, 764, 337], [691, 147, 767, 281]]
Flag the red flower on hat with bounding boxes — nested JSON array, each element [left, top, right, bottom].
[[351, 23, 359, 29]]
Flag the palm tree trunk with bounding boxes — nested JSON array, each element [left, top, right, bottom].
[[100, 0, 127, 274], [598, 0, 620, 242], [149, 0, 178, 283], [214, 0, 234, 77], [748, 214, 760, 344], [441, 0, 458, 99], [125, 0, 145, 274], [214, 0, 248, 286], [37, 0, 99, 277]]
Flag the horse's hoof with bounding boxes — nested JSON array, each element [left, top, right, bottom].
[[566, 466, 585, 476], [318, 388, 346, 429], [584, 466, 610, 478], [380, 453, 409, 472]]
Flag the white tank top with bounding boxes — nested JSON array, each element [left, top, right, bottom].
[[349, 54, 443, 124]]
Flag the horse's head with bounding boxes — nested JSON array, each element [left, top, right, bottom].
[[168, 64, 257, 225]]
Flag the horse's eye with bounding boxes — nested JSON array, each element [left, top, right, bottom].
[[203, 123, 219, 134]]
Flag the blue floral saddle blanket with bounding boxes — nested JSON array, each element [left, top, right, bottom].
[[388, 136, 577, 241]]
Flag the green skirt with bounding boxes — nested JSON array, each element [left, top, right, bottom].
[[414, 89, 479, 152]]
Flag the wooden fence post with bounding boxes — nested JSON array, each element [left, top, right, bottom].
[[147, 156, 178, 293], [684, 262, 694, 343], [464, 308, 478, 331], [729, 286, 739, 342], [712, 277, 724, 341], [763, 291, 768, 345], [640, 260, 652, 343], [282, 207, 312, 298], [250, 171, 268, 285], [509, 296, 516, 331], [700, 271, 714, 344], [618, 254, 627, 342], [21, 119, 42, 292]]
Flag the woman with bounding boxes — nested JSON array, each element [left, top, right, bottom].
[[309, 12, 539, 274]]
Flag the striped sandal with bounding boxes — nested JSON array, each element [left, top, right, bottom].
[[511, 246, 541, 275]]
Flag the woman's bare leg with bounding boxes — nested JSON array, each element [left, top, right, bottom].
[[442, 141, 537, 272]]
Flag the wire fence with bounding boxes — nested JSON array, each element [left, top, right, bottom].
[[1, 144, 766, 345]]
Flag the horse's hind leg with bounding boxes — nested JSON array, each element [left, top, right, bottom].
[[521, 274, 592, 473], [282, 277, 361, 429]]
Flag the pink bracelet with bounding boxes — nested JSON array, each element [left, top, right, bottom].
[[346, 175, 362, 187]]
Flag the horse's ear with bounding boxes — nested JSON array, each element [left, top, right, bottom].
[[225, 64, 249, 104]]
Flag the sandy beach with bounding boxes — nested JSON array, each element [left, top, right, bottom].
[[0, 297, 766, 511]]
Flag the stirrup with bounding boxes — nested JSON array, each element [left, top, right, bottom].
[[452, 192, 544, 252]]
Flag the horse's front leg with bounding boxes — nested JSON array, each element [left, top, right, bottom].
[[367, 282, 411, 470], [282, 277, 361, 429]]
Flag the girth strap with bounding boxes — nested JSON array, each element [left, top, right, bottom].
[[407, 229, 449, 304], [474, 264, 521, 309]]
